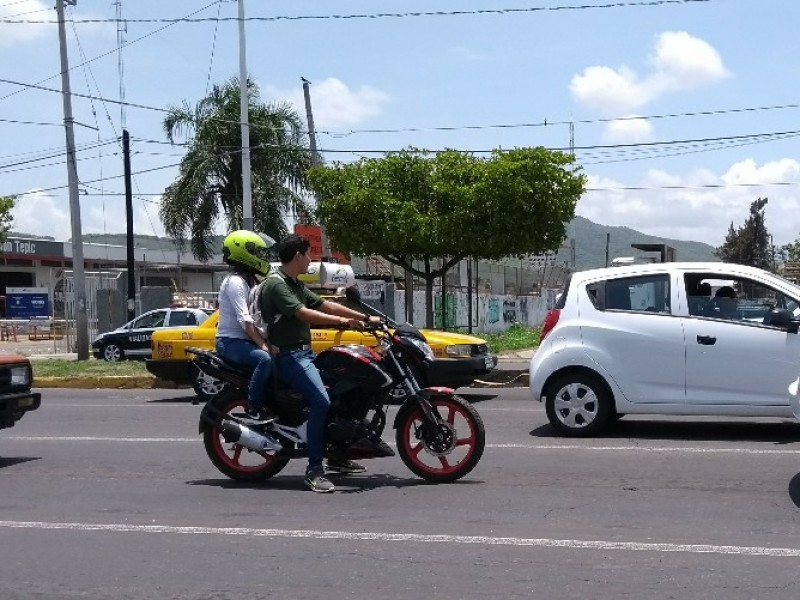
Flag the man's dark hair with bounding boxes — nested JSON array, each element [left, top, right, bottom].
[[277, 234, 311, 264]]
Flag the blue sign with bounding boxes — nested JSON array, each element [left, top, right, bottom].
[[6, 290, 50, 318]]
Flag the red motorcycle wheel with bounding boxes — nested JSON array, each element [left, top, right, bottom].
[[202, 392, 289, 481], [396, 394, 485, 483]]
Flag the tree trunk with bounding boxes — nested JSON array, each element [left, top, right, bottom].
[[424, 259, 434, 329]]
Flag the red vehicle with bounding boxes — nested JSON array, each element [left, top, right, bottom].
[[0, 352, 41, 431]]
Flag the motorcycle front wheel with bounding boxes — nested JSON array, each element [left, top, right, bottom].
[[396, 394, 485, 483], [202, 391, 289, 481]]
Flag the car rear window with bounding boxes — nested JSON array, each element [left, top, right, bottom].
[[587, 274, 671, 313]]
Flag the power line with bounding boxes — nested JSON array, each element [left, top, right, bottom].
[[586, 181, 800, 192], [9, 161, 181, 198], [3, 69, 798, 141], [0, 1, 713, 24], [0, 139, 118, 170], [0, 1, 221, 104], [30, 177, 800, 198], [320, 102, 800, 137], [0, 117, 63, 126]]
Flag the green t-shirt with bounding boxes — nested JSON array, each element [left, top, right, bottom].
[[259, 268, 323, 348]]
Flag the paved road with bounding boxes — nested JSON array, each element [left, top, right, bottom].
[[3, 388, 800, 599]]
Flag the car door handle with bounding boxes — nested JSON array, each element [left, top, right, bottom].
[[696, 335, 717, 345]]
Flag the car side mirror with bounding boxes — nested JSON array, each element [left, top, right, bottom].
[[763, 308, 799, 333], [345, 285, 362, 305]]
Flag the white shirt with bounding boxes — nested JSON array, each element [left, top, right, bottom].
[[216, 273, 254, 340]]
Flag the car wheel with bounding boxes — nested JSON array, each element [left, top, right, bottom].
[[545, 372, 612, 437], [191, 366, 228, 403], [101, 342, 124, 362]]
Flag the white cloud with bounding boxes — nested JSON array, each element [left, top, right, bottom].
[[264, 77, 390, 129], [0, 0, 51, 46], [571, 31, 728, 115], [0, 1, 113, 46], [570, 31, 728, 140], [570, 65, 648, 115], [579, 159, 800, 247], [10, 191, 175, 241], [647, 31, 729, 94], [603, 116, 654, 144]]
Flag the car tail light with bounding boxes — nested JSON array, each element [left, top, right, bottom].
[[540, 309, 560, 341]]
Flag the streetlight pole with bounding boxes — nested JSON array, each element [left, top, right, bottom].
[[301, 77, 332, 261], [56, 0, 89, 360], [238, 0, 253, 231]]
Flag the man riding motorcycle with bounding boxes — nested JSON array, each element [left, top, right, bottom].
[[259, 233, 380, 493]]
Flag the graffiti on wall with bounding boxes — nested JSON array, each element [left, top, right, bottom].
[[434, 293, 457, 329]]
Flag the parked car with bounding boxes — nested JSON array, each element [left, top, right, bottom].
[[146, 296, 497, 402], [529, 262, 800, 436], [92, 307, 214, 362], [0, 352, 40, 431]]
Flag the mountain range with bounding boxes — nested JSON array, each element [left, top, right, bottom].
[[560, 216, 718, 271], [11, 216, 719, 272]]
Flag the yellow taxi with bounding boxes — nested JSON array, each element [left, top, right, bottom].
[[145, 302, 497, 401]]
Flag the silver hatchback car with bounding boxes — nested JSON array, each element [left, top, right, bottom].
[[530, 262, 800, 436]]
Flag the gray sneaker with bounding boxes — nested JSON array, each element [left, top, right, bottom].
[[326, 457, 367, 474], [304, 469, 335, 493]]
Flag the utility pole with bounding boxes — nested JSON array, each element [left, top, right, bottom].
[[301, 77, 332, 261], [56, 0, 89, 360], [238, 0, 253, 231], [123, 130, 135, 321]]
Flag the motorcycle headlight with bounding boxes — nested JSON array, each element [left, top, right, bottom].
[[409, 338, 435, 362], [445, 344, 472, 358], [11, 366, 30, 386]]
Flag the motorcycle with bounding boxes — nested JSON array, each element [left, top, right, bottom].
[[191, 288, 485, 484]]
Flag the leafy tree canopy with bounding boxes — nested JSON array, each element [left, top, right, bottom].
[[0, 195, 15, 244], [715, 197, 773, 270], [309, 147, 585, 326], [310, 147, 585, 272], [160, 77, 313, 261]]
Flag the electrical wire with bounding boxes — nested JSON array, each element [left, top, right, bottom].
[[0, 1, 222, 104], [0, 1, 713, 24]]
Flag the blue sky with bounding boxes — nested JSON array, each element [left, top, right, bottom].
[[2, 0, 799, 255]]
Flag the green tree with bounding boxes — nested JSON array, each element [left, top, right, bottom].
[[0, 195, 14, 244], [715, 197, 772, 270], [309, 147, 585, 327], [160, 77, 313, 261]]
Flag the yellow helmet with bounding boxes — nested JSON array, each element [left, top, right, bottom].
[[222, 230, 275, 276]]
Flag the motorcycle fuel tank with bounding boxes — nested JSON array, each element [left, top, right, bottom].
[[315, 345, 393, 393]]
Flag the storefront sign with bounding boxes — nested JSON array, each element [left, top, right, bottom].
[[0, 238, 64, 258], [6, 287, 50, 318]]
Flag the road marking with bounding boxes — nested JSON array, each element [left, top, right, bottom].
[[0, 519, 797, 558], [5, 436, 800, 454]]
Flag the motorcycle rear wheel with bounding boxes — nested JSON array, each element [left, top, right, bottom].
[[396, 394, 485, 483], [202, 391, 289, 481]]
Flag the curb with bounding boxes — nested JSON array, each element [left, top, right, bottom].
[[34, 373, 530, 390], [471, 370, 529, 388], [35, 376, 184, 390]]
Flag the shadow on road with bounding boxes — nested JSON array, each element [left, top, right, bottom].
[[458, 392, 499, 404], [188, 473, 484, 494], [0, 456, 40, 469], [147, 394, 199, 404], [788, 472, 800, 508], [529, 419, 800, 444]]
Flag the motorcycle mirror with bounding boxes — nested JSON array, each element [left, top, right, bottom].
[[345, 285, 362, 304]]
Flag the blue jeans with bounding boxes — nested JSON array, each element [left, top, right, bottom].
[[275, 349, 330, 472], [215, 337, 272, 412]]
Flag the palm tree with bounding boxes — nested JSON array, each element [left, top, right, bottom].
[[160, 77, 313, 261]]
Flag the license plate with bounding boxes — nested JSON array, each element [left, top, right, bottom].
[[17, 397, 35, 408], [484, 356, 494, 369]]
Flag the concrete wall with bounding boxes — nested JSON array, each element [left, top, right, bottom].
[[390, 288, 559, 333]]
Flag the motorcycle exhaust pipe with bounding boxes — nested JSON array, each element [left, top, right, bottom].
[[220, 419, 282, 455]]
